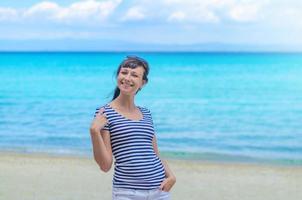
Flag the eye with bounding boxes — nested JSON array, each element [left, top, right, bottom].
[[121, 71, 128, 75], [132, 74, 138, 77]]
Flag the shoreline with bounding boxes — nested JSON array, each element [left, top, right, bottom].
[[1, 151, 302, 200], [1, 148, 301, 167], [1, 150, 301, 169]]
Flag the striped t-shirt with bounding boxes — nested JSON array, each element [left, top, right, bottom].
[[94, 104, 166, 190]]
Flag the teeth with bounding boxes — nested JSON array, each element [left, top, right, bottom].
[[122, 81, 133, 87]]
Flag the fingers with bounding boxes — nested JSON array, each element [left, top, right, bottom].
[[159, 178, 168, 191], [160, 178, 175, 192], [96, 108, 107, 117], [99, 107, 105, 113], [97, 108, 104, 115]]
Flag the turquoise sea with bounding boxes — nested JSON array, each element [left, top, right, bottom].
[[0, 52, 301, 165]]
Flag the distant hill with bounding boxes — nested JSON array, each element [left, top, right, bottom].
[[0, 39, 301, 52]]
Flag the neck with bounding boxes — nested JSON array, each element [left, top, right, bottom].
[[113, 93, 136, 111]]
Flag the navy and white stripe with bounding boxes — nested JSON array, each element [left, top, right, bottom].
[[94, 104, 166, 190]]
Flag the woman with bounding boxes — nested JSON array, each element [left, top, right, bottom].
[[90, 56, 176, 200]]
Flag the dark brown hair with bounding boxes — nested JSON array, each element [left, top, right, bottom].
[[112, 56, 149, 100]]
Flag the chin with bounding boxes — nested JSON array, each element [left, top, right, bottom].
[[119, 88, 135, 96]]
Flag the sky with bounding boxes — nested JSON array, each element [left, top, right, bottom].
[[0, 0, 301, 51]]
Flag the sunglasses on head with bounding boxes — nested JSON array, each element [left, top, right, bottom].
[[126, 55, 147, 63], [125, 55, 149, 69]]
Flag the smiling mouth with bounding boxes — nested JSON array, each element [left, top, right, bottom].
[[121, 81, 134, 87]]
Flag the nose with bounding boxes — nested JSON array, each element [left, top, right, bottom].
[[124, 73, 131, 81], [122, 75, 131, 84]]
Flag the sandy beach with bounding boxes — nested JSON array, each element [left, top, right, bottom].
[[0, 152, 301, 200]]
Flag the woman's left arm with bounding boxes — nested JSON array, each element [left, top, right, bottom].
[[152, 135, 176, 192]]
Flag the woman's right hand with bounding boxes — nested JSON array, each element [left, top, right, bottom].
[[90, 108, 108, 134]]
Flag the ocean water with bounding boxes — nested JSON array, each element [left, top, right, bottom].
[[0, 52, 302, 165]]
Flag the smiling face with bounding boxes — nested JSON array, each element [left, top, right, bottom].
[[117, 66, 146, 96]]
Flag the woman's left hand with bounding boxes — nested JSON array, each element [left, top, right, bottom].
[[159, 176, 176, 192]]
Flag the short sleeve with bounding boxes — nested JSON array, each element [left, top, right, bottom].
[[141, 107, 154, 126], [94, 106, 109, 131], [102, 123, 109, 131]]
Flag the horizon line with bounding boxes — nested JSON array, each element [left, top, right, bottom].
[[1, 50, 302, 54]]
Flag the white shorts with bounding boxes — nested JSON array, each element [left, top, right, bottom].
[[112, 187, 171, 200]]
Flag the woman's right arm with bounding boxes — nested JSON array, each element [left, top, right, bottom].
[[89, 108, 113, 172]]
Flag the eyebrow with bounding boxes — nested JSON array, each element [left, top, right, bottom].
[[121, 69, 141, 75]]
